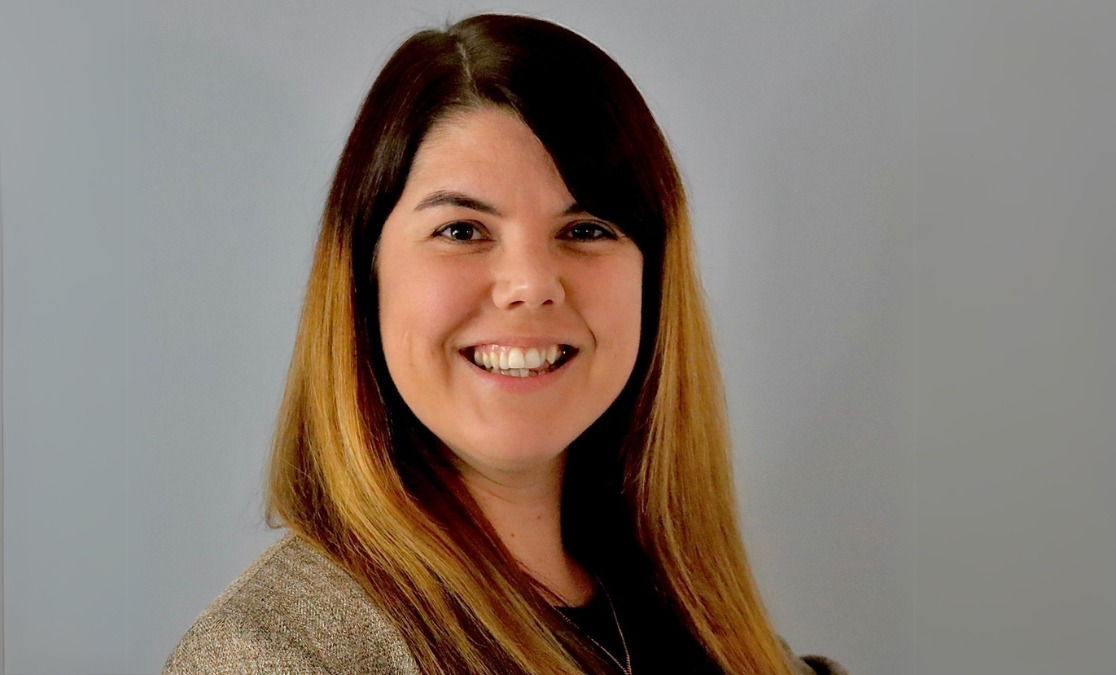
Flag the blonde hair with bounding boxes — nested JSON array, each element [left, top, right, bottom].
[[266, 14, 792, 675]]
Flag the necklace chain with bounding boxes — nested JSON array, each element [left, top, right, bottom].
[[553, 580, 632, 675]]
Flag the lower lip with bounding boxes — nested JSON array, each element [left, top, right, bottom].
[[461, 354, 573, 392]]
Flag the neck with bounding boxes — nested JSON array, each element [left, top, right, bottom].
[[456, 452, 595, 606]]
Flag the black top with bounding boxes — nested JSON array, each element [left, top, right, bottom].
[[556, 576, 723, 675]]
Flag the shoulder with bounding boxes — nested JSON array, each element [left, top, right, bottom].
[[781, 637, 850, 675], [162, 533, 420, 675]]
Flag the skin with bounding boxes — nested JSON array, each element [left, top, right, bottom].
[[376, 106, 643, 604]]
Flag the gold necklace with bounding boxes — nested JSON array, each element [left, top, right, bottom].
[[554, 580, 632, 675]]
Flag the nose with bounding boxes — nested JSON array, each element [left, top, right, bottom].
[[490, 239, 565, 310]]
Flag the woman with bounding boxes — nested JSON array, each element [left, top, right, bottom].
[[163, 13, 845, 675]]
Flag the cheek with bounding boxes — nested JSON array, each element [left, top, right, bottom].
[[378, 257, 481, 363], [615, 276, 644, 363], [581, 256, 644, 361]]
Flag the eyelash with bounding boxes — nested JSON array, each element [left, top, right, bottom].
[[434, 221, 487, 242], [562, 222, 618, 241], [432, 221, 619, 243]]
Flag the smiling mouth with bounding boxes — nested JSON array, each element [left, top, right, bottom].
[[461, 344, 577, 378]]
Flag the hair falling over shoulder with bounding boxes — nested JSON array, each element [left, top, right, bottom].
[[265, 13, 793, 675]]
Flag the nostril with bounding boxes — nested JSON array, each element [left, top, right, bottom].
[[491, 270, 565, 309]]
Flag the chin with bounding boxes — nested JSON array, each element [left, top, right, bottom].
[[451, 430, 574, 474]]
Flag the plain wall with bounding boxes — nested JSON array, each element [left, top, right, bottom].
[[6, 1, 1109, 674], [913, 2, 1115, 673]]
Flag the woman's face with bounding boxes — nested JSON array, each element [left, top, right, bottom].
[[376, 107, 643, 483]]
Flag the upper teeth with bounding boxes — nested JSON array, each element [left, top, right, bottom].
[[471, 345, 562, 371]]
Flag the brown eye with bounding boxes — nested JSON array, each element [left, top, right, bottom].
[[563, 222, 618, 241], [435, 222, 486, 242]]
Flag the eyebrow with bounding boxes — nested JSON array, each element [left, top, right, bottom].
[[413, 190, 587, 218]]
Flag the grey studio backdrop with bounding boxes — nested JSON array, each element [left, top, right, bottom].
[[3, 2, 1113, 675]]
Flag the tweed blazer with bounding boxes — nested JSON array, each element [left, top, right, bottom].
[[163, 533, 847, 675]]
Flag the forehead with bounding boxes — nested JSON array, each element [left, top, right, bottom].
[[405, 107, 570, 200]]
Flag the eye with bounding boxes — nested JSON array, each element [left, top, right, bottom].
[[562, 221, 619, 241], [434, 221, 487, 242]]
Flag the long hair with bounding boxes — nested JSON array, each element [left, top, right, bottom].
[[266, 13, 792, 675]]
